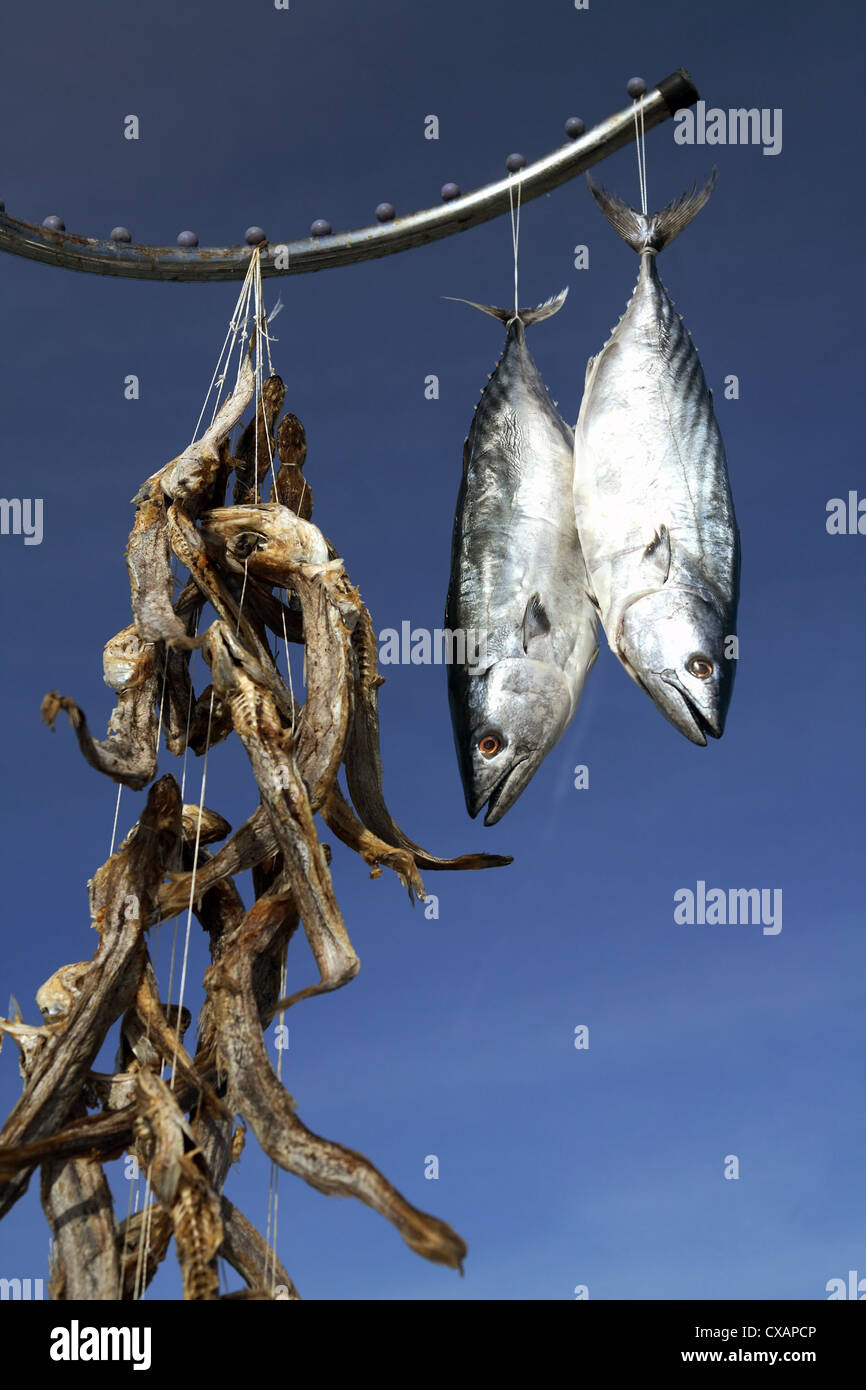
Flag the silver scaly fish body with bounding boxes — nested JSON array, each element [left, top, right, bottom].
[[446, 290, 599, 824], [573, 174, 739, 744]]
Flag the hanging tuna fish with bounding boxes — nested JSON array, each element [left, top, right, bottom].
[[446, 291, 599, 824], [572, 172, 739, 745]]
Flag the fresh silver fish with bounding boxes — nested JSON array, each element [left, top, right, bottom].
[[446, 291, 599, 824], [573, 173, 740, 744]]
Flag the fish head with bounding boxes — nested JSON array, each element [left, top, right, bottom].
[[619, 587, 735, 745], [450, 657, 573, 825]]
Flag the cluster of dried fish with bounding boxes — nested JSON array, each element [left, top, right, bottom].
[[0, 350, 510, 1299]]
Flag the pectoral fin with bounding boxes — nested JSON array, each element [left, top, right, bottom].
[[642, 525, 672, 584], [522, 594, 552, 655]]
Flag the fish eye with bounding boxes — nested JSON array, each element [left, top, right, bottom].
[[478, 733, 502, 758], [686, 655, 714, 680]]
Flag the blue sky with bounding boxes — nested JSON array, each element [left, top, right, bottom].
[[0, 0, 863, 1300]]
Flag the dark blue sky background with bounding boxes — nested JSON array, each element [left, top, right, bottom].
[[0, 0, 863, 1300]]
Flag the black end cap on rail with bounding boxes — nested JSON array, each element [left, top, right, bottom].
[[657, 68, 700, 115]]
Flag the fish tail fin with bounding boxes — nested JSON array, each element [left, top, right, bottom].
[[443, 288, 568, 326], [587, 170, 717, 253]]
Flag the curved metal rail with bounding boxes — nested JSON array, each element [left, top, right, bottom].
[[0, 69, 697, 282]]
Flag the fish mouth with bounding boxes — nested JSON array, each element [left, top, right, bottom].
[[658, 670, 722, 745], [471, 756, 529, 827]]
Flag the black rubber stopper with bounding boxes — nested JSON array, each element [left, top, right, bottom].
[[657, 67, 700, 115]]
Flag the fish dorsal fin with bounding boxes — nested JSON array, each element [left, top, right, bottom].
[[643, 525, 672, 584], [522, 593, 552, 653], [584, 354, 596, 387]]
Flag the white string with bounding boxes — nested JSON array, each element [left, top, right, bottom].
[[165, 256, 264, 1090], [132, 244, 286, 1288], [116, 614, 175, 1297], [251, 244, 293, 1284], [109, 783, 123, 855], [265, 942, 289, 1291], [116, 1161, 137, 1297], [237, 558, 250, 635], [163, 614, 200, 1032], [131, 1174, 151, 1301], [250, 251, 281, 506], [640, 98, 648, 215], [508, 173, 522, 320], [170, 689, 214, 1089], [189, 270, 252, 447], [122, 249, 270, 1297], [632, 98, 648, 217]]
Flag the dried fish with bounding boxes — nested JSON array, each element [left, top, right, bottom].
[[134, 1070, 223, 1300], [160, 353, 254, 512], [219, 1196, 300, 1298], [203, 621, 359, 1005], [206, 892, 466, 1269], [4, 365, 516, 1294], [232, 372, 285, 505], [126, 475, 187, 645], [345, 608, 513, 872], [0, 776, 182, 1220], [41, 626, 159, 789], [272, 411, 312, 519], [321, 781, 426, 902], [41, 1104, 120, 1301], [117, 1205, 173, 1300]]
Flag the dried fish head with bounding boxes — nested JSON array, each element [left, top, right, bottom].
[[36, 962, 91, 1022], [103, 626, 153, 693], [200, 502, 329, 582], [181, 804, 232, 846]]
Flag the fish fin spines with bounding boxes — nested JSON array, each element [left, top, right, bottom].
[[587, 170, 717, 253], [443, 288, 568, 327], [520, 289, 569, 326], [522, 594, 552, 650], [643, 525, 672, 583], [586, 176, 649, 252], [650, 170, 717, 250]]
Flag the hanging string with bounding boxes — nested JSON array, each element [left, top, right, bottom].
[[189, 263, 256, 446], [109, 783, 123, 856], [131, 250, 269, 1294], [169, 250, 270, 1094], [169, 689, 214, 1090], [508, 172, 522, 320], [632, 96, 648, 217], [123, 246, 291, 1296], [265, 942, 290, 1291]]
